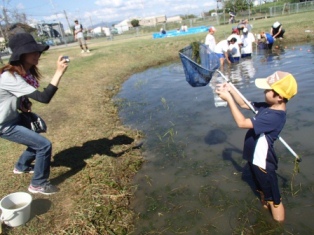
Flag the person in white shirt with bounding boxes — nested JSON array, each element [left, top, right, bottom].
[[227, 28, 242, 63], [214, 37, 237, 69], [241, 27, 256, 58], [181, 24, 188, 32], [205, 26, 216, 52], [73, 19, 90, 53]]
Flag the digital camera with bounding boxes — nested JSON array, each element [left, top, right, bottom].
[[62, 56, 70, 62]]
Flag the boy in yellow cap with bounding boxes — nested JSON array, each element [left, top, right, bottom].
[[215, 71, 297, 222]]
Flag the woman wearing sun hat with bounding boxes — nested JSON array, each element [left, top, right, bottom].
[[0, 33, 68, 195]]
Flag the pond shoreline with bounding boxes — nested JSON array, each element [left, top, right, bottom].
[[117, 43, 314, 234], [113, 14, 314, 234]]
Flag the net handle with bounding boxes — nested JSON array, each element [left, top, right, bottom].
[[216, 70, 301, 162]]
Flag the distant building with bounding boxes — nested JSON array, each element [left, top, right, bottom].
[[139, 15, 166, 26], [91, 26, 104, 35], [112, 15, 182, 33], [91, 26, 112, 36], [30, 23, 65, 38], [166, 16, 182, 23], [114, 19, 130, 33]]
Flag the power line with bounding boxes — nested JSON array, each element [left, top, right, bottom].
[[16, 4, 48, 11]]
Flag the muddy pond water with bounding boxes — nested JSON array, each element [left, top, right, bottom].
[[115, 43, 314, 234]]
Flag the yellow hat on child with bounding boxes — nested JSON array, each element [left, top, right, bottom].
[[255, 71, 298, 100]]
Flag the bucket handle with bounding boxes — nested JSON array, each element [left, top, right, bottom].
[[0, 212, 17, 223]]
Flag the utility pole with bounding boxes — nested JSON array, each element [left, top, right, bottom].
[[248, 0, 251, 20], [57, 18, 67, 46], [64, 10, 72, 35], [50, 0, 67, 46], [89, 16, 93, 30], [216, 0, 220, 25]]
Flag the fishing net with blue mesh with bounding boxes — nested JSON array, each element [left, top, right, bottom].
[[179, 42, 220, 87]]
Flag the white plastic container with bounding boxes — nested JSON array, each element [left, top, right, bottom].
[[213, 93, 228, 107], [210, 79, 228, 107], [0, 192, 32, 227]]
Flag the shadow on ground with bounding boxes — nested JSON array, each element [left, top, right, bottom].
[[50, 134, 143, 185], [30, 198, 52, 218]]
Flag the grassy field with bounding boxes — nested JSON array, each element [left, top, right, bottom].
[[0, 11, 313, 234]]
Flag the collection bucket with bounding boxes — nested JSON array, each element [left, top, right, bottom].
[[0, 192, 32, 227]]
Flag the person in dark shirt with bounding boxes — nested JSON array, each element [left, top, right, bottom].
[[160, 28, 166, 35], [0, 33, 68, 195], [271, 21, 285, 39], [215, 71, 298, 222]]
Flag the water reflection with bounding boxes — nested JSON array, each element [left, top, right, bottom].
[[115, 43, 314, 234]]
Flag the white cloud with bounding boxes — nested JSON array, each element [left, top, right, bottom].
[[19, 0, 218, 30], [64, 0, 216, 24], [95, 0, 123, 8], [15, 3, 25, 10], [43, 12, 64, 22], [95, 0, 143, 9]]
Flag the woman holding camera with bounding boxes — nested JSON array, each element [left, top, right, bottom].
[[0, 33, 68, 195]]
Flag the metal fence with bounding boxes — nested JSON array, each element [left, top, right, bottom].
[[269, 1, 314, 16], [196, 1, 314, 28], [42, 1, 314, 45], [131, 1, 314, 35]]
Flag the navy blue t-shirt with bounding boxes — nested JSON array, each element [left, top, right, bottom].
[[243, 102, 286, 171]]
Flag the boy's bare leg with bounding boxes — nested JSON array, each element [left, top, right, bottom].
[[220, 58, 225, 71], [258, 190, 269, 209], [268, 201, 285, 222], [258, 190, 285, 222]]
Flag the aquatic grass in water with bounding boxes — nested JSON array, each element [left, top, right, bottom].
[[191, 41, 201, 64], [117, 43, 314, 234], [161, 97, 169, 110]]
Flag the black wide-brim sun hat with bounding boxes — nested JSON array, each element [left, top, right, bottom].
[[8, 33, 49, 63]]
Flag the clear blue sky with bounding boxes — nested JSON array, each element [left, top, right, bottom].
[[5, 0, 218, 30]]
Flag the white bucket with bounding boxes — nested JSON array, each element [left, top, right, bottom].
[[0, 192, 32, 227]]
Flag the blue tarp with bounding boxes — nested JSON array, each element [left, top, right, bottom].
[[153, 26, 209, 39]]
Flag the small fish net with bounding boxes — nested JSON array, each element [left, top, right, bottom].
[[179, 42, 220, 87]]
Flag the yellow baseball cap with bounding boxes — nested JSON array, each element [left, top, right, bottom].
[[255, 71, 298, 100]]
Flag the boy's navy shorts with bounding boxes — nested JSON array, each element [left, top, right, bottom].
[[249, 163, 281, 206]]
